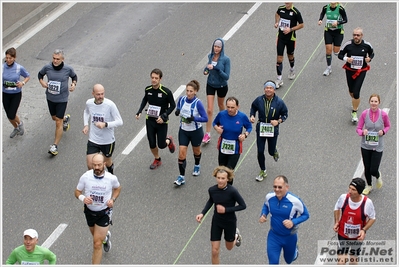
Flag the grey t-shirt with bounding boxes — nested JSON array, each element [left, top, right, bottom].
[[38, 63, 77, 103]]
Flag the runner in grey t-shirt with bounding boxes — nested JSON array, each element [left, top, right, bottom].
[[38, 49, 78, 156]]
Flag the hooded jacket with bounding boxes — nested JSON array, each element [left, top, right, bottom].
[[204, 38, 230, 88]]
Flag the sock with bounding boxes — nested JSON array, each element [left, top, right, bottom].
[[326, 54, 332, 66], [107, 163, 114, 174], [276, 62, 283, 75], [178, 159, 186, 176], [194, 153, 202, 165], [289, 58, 295, 68]]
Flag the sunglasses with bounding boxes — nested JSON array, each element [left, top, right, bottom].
[[353, 34, 362, 37], [273, 185, 283, 189]]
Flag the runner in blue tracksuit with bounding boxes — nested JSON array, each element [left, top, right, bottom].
[[259, 175, 309, 264]]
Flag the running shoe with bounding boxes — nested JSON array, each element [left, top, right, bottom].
[[192, 165, 201, 176], [48, 144, 58, 156], [288, 69, 296, 80], [351, 111, 358, 123], [103, 231, 112, 252], [150, 158, 162, 169], [275, 79, 283, 89], [9, 127, 20, 138], [362, 185, 372, 195], [202, 133, 211, 144], [18, 121, 24, 136], [174, 175, 185, 186], [256, 170, 267, 182], [63, 114, 70, 131], [167, 135, 175, 153], [323, 67, 332, 76], [376, 171, 383, 189], [235, 228, 242, 247], [273, 150, 280, 162]]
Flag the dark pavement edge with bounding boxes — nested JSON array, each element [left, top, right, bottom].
[[2, 3, 62, 47]]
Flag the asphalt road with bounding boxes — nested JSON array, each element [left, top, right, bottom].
[[2, 2, 397, 266]]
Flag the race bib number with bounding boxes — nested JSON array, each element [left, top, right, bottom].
[[47, 80, 61, 95], [344, 223, 361, 239], [90, 194, 105, 206], [147, 105, 161, 118], [351, 56, 364, 70], [326, 19, 337, 29], [4, 80, 17, 89], [259, 122, 274, 137], [365, 131, 379, 146], [220, 138, 236, 155], [279, 18, 290, 31]]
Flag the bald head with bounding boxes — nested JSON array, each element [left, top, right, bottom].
[[92, 84, 105, 104], [92, 153, 106, 176]]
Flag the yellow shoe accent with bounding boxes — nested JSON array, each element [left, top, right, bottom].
[[362, 185, 372, 195]]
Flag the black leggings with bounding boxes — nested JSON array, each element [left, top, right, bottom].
[[361, 147, 382, 186], [345, 70, 367, 99], [2, 92, 21, 120]]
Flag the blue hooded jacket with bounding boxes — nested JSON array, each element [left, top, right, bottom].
[[204, 38, 230, 88]]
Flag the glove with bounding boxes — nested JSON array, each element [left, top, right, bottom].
[[160, 113, 168, 122], [175, 109, 180, 116], [185, 116, 195, 123]]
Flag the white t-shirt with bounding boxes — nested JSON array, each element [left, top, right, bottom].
[[76, 169, 120, 211], [83, 98, 123, 145]]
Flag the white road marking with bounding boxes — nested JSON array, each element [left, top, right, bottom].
[[41, 223, 68, 249], [3, 3, 77, 50]]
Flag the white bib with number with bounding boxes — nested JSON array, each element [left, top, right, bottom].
[[47, 80, 61, 95], [147, 105, 161, 118], [220, 138, 236, 155], [259, 122, 274, 137]]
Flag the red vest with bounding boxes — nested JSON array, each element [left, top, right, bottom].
[[338, 194, 367, 239]]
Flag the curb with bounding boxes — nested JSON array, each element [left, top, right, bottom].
[[3, 3, 61, 46]]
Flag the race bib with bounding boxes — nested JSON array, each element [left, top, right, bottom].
[[47, 80, 61, 95], [344, 223, 361, 239], [279, 18, 290, 31], [4, 80, 17, 89], [351, 56, 364, 70], [326, 19, 337, 29], [365, 131, 379, 146], [220, 138, 236, 155], [259, 122, 274, 137], [147, 105, 161, 118]]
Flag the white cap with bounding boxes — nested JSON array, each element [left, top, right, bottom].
[[23, 229, 38, 239]]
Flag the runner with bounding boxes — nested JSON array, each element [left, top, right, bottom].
[[333, 178, 376, 264], [250, 80, 288, 182], [6, 229, 56, 265], [75, 153, 122, 264], [196, 166, 246, 264], [135, 68, 176, 169], [2, 47, 30, 138], [173, 80, 208, 186], [38, 49, 78, 155], [356, 94, 391, 195], [259, 175, 309, 264], [212, 96, 252, 185], [83, 84, 123, 174], [202, 38, 231, 144], [317, 2, 348, 76], [338, 27, 374, 123], [274, 2, 304, 88]]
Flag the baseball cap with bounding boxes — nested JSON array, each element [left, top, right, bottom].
[[23, 229, 38, 239]]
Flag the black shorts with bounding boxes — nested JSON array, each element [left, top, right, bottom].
[[47, 100, 67, 119], [84, 205, 113, 227], [276, 38, 296, 56], [178, 127, 203, 147], [206, 83, 228, 98], [86, 140, 115, 157], [324, 29, 344, 46], [146, 119, 168, 149], [337, 235, 363, 253], [2, 92, 22, 120], [210, 216, 236, 242]]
